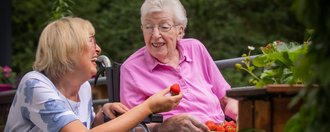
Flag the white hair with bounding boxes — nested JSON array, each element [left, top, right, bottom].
[[140, 0, 188, 29]]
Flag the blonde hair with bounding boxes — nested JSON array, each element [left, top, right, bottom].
[[33, 17, 95, 81], [140, 0, 188, 29]]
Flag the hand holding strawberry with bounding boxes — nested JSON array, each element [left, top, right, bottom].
[[170, 83, 181, 96]]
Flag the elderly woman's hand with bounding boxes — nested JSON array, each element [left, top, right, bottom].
[[158, 114, 209, 132], [144, 86, 183, 114], [102, 102, 129, 119], [223, 97, 238, 121]]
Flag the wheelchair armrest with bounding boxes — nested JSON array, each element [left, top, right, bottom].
[[141, 113, 163, 123], [104, 113, 163, 124]]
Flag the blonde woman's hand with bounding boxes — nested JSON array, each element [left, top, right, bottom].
[[145, 87, 183, 113]]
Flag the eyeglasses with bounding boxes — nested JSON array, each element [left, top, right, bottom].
[[141, 23, 178, 34], [89, 35, 97, 49]]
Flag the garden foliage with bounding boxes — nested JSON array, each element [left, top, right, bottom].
[[236, 40, 310, 88], [11, 0, 305, 86]]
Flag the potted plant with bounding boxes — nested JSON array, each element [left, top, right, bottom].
[[0, 66, 16, 92], [228, 40, 311, 132], [235, 40, 310, 88]]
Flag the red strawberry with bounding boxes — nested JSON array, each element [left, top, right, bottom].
[[215, 125, 226, 132], [225, 125, 236, 132], [170, 83, 180, 96], [205, 120, 217, 131], [228, 121, 237, 128]]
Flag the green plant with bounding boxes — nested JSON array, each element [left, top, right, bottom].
[[0, 66, 17, 86], [284, 0, 330, 131], [50, 0, 74, 21], [235, 40, 310, 88]]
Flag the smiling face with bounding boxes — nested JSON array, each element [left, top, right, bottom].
[[141, 11, 184, 64], [34, 17, 103, 81], [76, 34, 101, 78]]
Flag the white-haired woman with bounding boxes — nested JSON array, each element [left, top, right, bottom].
[[5, 17, 182, 132], [120, 0, 238, 131]]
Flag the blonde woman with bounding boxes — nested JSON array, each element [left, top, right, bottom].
[[5, 17, 182, 132]]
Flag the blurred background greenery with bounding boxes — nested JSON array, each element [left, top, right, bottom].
[[9, 0, 330, 131], [11, 0, 305, 87]]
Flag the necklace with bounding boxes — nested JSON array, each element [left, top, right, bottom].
[[65, 95, 80, 115], [54, 83, 81, 115]]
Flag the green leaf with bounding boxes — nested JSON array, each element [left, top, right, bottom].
[[252, 55, 269, 67], [274, 42, 289, 52], [247, 66, 255, 72], [255, 81, 266, 88], [269, 52, 292, 66], [285, 113, 304, 132]]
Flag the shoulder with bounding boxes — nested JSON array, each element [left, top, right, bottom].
[[179, 38, 206, 50], [22, 71, 50, 81], [19, 71, 54, 88], [180, 38, 203, 45], [22, 71, 46, 79], [16, 71, 59, 103], [122, 47, 147, 67], [179, 38, 209, 56]]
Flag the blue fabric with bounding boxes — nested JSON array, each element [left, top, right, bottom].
[[4, 71, 95, 132]]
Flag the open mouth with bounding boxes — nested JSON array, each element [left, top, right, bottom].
[[152, 42, 165, 48], [91, 57, 98, 63]]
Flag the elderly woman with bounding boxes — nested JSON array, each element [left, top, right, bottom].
[[5, 17, 182, 132], [120, 0, 238, 131]]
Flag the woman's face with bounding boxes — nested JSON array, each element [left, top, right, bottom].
[[77, 34, 101, 78], [142, 11, 183, 63]]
